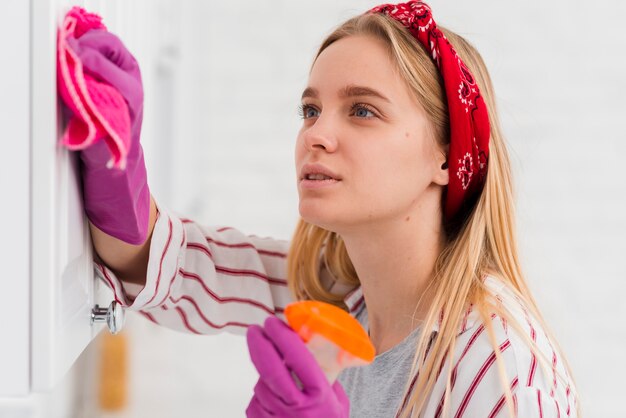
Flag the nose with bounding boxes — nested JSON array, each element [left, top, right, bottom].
[[301, 117, 338, 153]]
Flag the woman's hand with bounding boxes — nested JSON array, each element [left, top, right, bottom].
[[246, 316, 350, 418], [66, 29, 143, 127], [65, 29, 150, 245]]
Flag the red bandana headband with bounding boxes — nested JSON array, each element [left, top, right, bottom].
[[368, 1, 490, 221]]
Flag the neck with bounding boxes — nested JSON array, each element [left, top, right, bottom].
[[339, 192, 445, 354]]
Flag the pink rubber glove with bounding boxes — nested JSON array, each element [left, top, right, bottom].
[[246, 316, 350, 418], [64, 29, 150, 245]]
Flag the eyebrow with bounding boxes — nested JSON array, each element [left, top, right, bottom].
[[301, 85, 391, 103]]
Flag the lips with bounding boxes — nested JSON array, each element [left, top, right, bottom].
[[300, 163, 341, 181]]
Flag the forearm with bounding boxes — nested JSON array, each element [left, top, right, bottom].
[[89, 194, 157, 286]]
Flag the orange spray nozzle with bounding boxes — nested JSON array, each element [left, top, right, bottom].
[[285, 300, 375, 364]]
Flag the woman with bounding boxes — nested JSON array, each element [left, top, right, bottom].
[[72, 2, 579, 417]]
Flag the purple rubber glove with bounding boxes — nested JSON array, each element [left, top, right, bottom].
[[65, 29, 150, 245], [246, 316, 350, 418]]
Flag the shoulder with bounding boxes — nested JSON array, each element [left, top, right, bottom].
[[443, 276, 578, 416]]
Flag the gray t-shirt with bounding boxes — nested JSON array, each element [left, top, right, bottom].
[[338, 304, 422, 418]]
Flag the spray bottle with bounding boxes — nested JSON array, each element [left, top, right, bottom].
[[284, 300, 376, 383]]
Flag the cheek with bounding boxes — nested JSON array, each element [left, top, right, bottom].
[[344, 148, 397, 204], [357, 142, 430, 197]]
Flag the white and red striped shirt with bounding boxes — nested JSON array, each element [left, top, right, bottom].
[[94, 198, 578, 417]]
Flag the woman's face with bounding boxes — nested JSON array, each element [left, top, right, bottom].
[[295, 35, 447, 233]]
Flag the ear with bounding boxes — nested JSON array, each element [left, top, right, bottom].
[[433, 145, 449, 187]]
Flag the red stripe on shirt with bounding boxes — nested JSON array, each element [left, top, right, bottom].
[[350, 296, 365, 313], [186, 241, 288, 286], [461, 304, 473, 333], [520, 304, 538, 387], [170, 294, 251, 330], [555, 396, 561, 418], [139, 310, 158, 324], [527, 325, 537, 386], [145, 217, 174, 306], [203, 236, 287, 258], [174, 306, 201, 334], [487, 375, 519, 418], [179, 267, 280, 315], [343, 287, 362, 312], [434, 325, 486, 418], [187, 241, 214, 258], [550, 350, 558, 397], [188, 241, 286, 275], [432, 313, 496, 418], [156, 225, 187, 306], [97, 264, 123, 305], [215, 265, 287, 286], [454, 339, 511, 418], [189, 226, 288, 258], [537, 388, 544, 418], [540, 321, 561, 400], [257, 249, 288, 258]]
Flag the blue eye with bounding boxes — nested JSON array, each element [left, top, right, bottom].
[[298, 103, 379, 120], [354, 107, 374, 118], [350, 103, 377, 119], [299, 104, 320, 119]]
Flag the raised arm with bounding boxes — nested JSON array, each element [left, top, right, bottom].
[[58, 16, 156, 286], [93, 196, 294, 336], [89, 194, 157, 286], [61, 17, 294, 336]]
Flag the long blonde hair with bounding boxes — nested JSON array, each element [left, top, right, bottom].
[[287, 13, 578, 417]]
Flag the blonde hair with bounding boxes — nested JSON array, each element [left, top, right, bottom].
[[287, 13, 579, 417]]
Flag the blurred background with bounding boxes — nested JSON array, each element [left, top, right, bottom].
[[7, 0, 626, 417]]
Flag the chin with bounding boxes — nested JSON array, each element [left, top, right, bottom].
[[298, 201, 343, 232]]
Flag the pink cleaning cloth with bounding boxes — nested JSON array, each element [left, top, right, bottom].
[[57, 6, 130, 170]]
